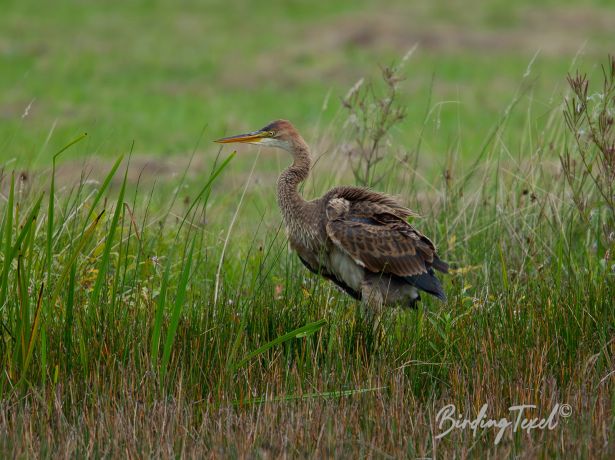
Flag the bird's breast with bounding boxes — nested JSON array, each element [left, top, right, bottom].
[[287, 223, 322, 253], [285, 218, 326, 264]]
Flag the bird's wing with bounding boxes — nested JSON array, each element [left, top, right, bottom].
[[325, 197, 447, 277], [325, 186, 420, 220]]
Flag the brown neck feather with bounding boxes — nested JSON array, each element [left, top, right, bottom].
[[277, 139, 311, 225]]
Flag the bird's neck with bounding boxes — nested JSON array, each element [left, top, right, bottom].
[[277, 141, 311, 226]]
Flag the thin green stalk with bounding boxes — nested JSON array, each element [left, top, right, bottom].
[[230, 319, 327, 372], [48, 211, 105, 311], [160, 239, 195, 381], [18, 283, 45, 386], [90, 159, 128, 306], [80, 155, 124, 233], [0, 173, 15, 312], [47, 133, 88, 284], [63, 263, 76, 373], [176, 151, 235, 237], [234, 386, 386, 407], [150, 251, 173, 364]]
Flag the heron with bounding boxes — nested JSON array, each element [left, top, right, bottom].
[[215, 120, 448, 310]]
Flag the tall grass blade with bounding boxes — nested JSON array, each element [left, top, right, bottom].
[[235, 386, 386, 406], [16, 256, 28, 365], [63, 263, 76, 372], [91, 160, 128, 305], [47, 133, 88, 281], [5, 194, 43, 265], [48, 211, 105, 310], [498, 241, 509, 291], [80, 155, 124, 231], [176, 151, 235, 236], [18, 283, 44, 386], [231, 319, 327, 372], [150, 253, 172, 364], [160, 239, 195, 380], [0, 173, 15, 312]]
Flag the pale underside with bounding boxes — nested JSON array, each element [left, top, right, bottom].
[[327, 246, 420, 308]]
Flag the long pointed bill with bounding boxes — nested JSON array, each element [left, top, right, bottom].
[[214, 130, 267, 144]]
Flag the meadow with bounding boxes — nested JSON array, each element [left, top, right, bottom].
[[1, 0, 614, 458]]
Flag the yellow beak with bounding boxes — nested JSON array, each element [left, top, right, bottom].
[[214, 130, 267, 144]]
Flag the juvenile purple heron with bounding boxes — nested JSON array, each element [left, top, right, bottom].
[[216, 120, 448, 309]]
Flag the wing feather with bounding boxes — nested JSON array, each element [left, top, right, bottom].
[[324, 193, 448, 277], [324, 186, 419, 219]]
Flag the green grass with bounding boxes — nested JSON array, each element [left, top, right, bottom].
[[1, 0, 614, 163], [1, 0, 614, 458]]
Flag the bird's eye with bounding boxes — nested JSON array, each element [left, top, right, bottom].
[[268, 131, 276, 137]]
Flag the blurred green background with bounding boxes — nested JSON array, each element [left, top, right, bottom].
[[1, 0, 613, 165]]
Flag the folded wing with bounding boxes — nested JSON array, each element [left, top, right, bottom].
[[324, 194, 448, 278]]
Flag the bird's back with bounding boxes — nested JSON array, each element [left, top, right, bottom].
[[317, 186, 448, 306]]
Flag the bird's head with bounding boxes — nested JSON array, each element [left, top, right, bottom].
[[214, 119, 301, 152]]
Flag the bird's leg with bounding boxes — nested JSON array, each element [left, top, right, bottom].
[[356, 280, 389, 341], [407, 293, 421, 309], [360, 280, 384, 317]]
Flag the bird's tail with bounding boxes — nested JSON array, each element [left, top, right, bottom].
[[432, 257, 449, 273], [404, 269, 447, 302]]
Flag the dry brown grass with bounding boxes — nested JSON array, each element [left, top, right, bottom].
[[2, 347, 612, 458]]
